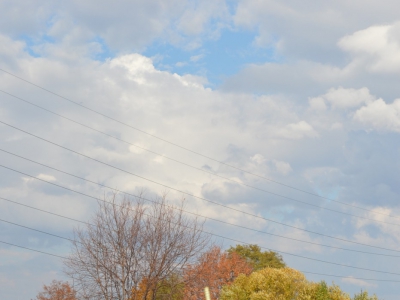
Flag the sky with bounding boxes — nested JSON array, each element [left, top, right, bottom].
[[1, 0, 400, 299]]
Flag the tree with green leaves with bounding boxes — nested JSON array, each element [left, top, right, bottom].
[[219, 267, 351, 300], [315, 281, 330, 300], [220, 266, 384, 300], [353, 291, 379, 300], [227, 244, 286, 270]]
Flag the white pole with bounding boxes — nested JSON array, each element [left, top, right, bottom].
[[204, 286, 211, 300]]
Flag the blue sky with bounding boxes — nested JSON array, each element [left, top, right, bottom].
[[144, 29, 278, 86], [1, 1, 400, 299]]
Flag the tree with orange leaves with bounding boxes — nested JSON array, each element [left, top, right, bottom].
[[34, 280, 77, 300], [183, 246, 252, 300], [131, 274, 184, 300], [131, 278, 154, 300]]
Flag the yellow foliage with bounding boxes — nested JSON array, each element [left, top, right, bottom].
[[130, 278, 154, 300], [220, 267, 350, 300]]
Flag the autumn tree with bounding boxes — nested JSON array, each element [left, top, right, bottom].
[[353, 291, 380, 300], [227, 244, 285, 270], [64, 194, 211, 300], [34, 280, 77, 300], [132, 273, 184, 300], [183, 246, 252, 300], [220, 267, 351, 300]]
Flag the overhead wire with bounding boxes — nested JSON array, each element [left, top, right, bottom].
[[1, 151, 400, 258], [1, 191, 400, 277], [0, 196, 90, 226], [2, 69, 400, 284], [0, 89, 398, 222], [0, 217, 79, 244], [3, 167, 400, 270], [2, 239, 400, 283], [1, 119, 400, 234], [0, 68, 397, 219], [0, 240, 67, 259]]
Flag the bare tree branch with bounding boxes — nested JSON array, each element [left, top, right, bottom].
[[64, 193, 211, 300]]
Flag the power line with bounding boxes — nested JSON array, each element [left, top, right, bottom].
[[3, 168, 400, 275], [0, 217, 79, 244], [2, 194, 400, 277], [1, 149, 400, 258], [0, 196, 90, 226], [2, 70, 400, 282], [300, 271, 400, 283], [2, 239, 400, 283], [0, 68, 393, 219], [0, 240, 67, 259], [1, 89, 397, 222], [1, 119, 400, 232]]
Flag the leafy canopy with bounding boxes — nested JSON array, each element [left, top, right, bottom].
[[353, 291, 379, 300], [34, 280, 77, 300], [227, 244, 286, 270], [220, 267, 351, 300]]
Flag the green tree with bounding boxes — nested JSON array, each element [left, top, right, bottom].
[[353, 291, 379, 300], [219, 267, 351, 300], [155, 273, 184, 300], [315, 281, 330, 300], [227, 244, 286, 270]]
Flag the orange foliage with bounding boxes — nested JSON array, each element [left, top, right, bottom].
[[34, 280, 77, 300], [130, 278, 154, 300], [184, 246, 252, 300]]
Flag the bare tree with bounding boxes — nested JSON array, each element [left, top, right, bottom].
[[64, 193, 211, 300]]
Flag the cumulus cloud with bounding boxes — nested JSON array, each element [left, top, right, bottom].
[[273, 160, 292, 175], [1, 2, 400, 299], [36, 174, 57, 182], [354, 98, 400, 132], [339, 22, 400, 73], [250, 153, 266, 165], [175, 0, 229, 37], [308, 97, 327, 111], [233, 0, 400, 61], [309, 87, 375, 110], [277, 121, 318, 140], [0, 0, 232, 52]]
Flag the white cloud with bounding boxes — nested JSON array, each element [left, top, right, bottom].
[[0, 0, 232, 52], [0, 35, 30, 70], [250, 154, 266, 165], [308, 97, 327, 111], [110, 54, 157, 80], [152, 155, 164, 164], [310, 87, 375, 110], [233, 0, 400, 61], [354, 98, 400, 132], [273, 160, 292, 175], [277, 121, 318, 140], [330, 122, 343, 130], [339, 22, 400, 73], [190, 54, 204, 62], [2, 3, 400, 299], [36, 174, 57, 182], [303, 167, 343, 193], [342, 277, 376, 288], [354, 206, 394, 229], [175, 0, 229, 37], [175, 61, 187, 67], [129, 143, 148, 154]]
